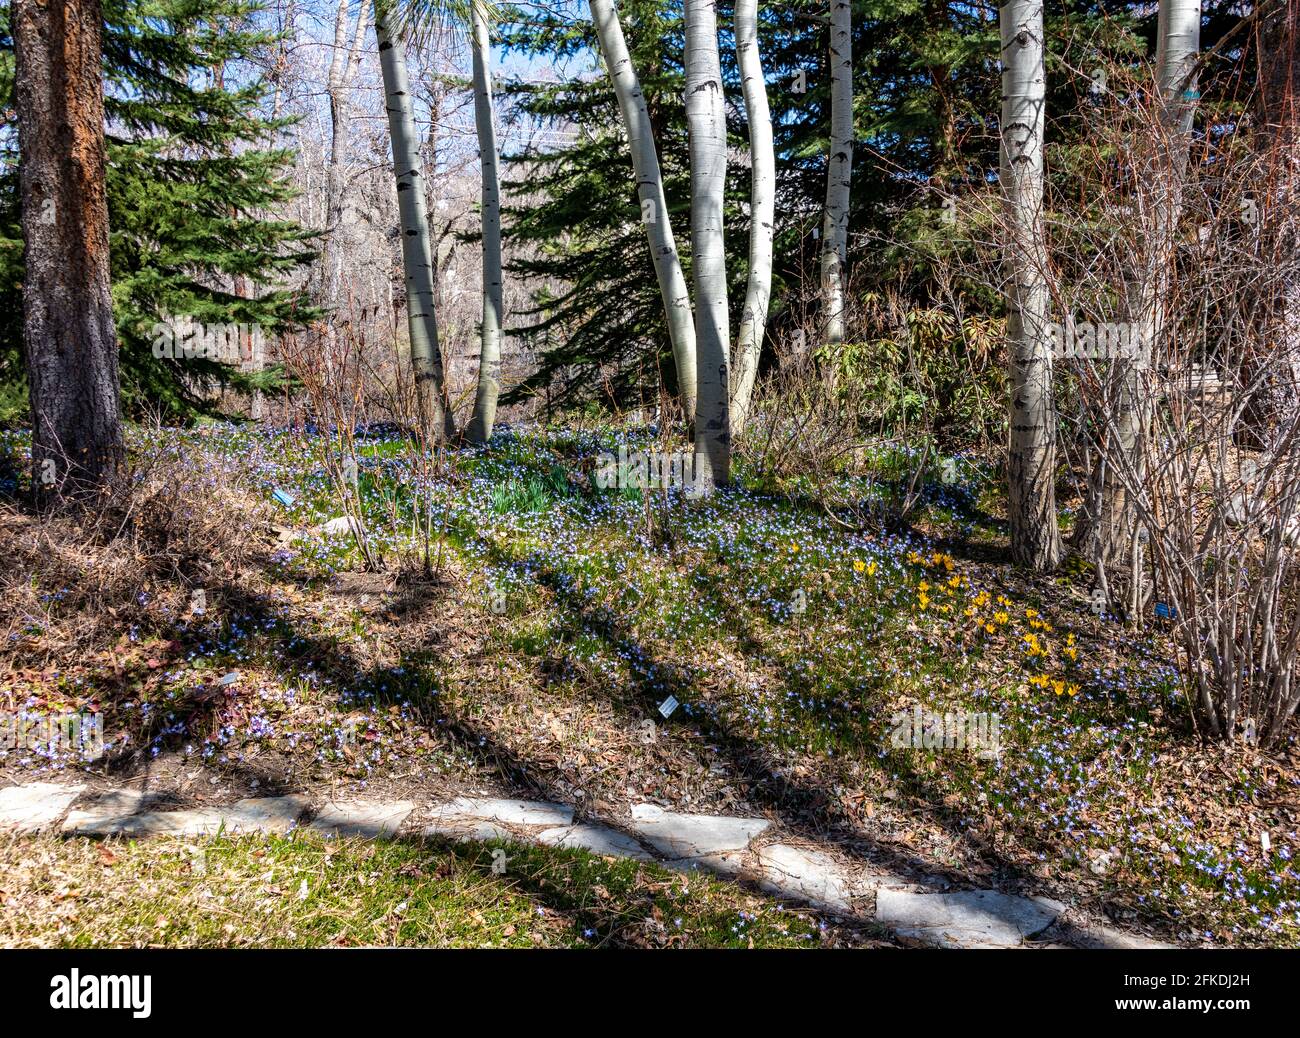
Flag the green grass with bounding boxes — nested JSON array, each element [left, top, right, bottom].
[[0, 831, 874, 949]]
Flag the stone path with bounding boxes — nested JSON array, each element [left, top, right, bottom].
[[0, 780, 1172, 949]]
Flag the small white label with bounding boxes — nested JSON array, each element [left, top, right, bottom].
[[658, 696, 678, 719]]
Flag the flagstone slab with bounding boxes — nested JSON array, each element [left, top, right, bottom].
[[11, 777, 1169, 950], [309, 800, 414, 838], [0, 783, 85, 833], [536, 824, 655, 861], [63, 795, 308, 837], [432, 797, 574, 827], [874, 888, 1059, 948], [62, 788, 152, 832], [423, 820, 518, 843], [756, 843, 858, 911], [628, 803, 769, 861], [662, 850, 750, 879]]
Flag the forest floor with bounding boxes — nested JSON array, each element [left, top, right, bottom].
[[0, 421, 1296, 948]]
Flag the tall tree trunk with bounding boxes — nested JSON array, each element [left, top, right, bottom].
[[374, 2, 454, 442], [731, 0, 774, 436], [820, 0, 852, 347], [1073, 0, 1200, 567], [14, 0, 123, 498], [324, 0, 370, 305], [588, 0, 697, 423], [466, 0, 503, 444], [684, 0, 730, 489], [1000, 0, 1062, 570], [1238, 1, 1300, 464]]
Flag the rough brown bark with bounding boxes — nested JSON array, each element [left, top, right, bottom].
[[14, 0, 124, 498]]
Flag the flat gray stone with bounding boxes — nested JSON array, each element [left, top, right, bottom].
[[309, 799, 413, 838], [0, 782, 85, 833], [875, 888, 1059, 948], [431, 797, 573, 827], [536, 824, 655, 861], [65, 795, 308, 837], [662, 850, 749, 879], [62, 788, 151, 832], [756, 843, 858, 910], [628, 803, 768, 860], [423, 820, 517, 843]]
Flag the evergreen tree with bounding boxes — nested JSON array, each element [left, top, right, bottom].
[[0, 0, 316, 423]]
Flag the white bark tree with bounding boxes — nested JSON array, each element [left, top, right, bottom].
[[466, 0, 504, 443], [1074, 0, 1201, 567], [374, 0, 455, 441], [731, 0, 774, 436], [588, 0, 697, 422], [820, 0, 852, 347], [1000, 0, 1062, 570], [684, 0, 731, 489], [324, 0, 370, 305]]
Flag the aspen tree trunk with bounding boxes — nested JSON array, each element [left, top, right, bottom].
[[375, 2, 455, 442], [589, 0, 697, 422], [1000, 0, 1062, 570], [324, 0, 370, 305], [731, 0, 774, 436], [1074, 0, 1201, 567], [684, 0, 730, 488], [820, 0, 852, 346], [467, 0, 504, 443]]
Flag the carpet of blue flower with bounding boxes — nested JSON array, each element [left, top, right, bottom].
[[1, 422, 1297, 946]]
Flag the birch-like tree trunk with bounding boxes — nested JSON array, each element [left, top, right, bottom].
[[14, 0, 124, 497], [820, 0, 852, 346], [1073, 0, 1200, 567], [731, 0, 774, 436], [374, 2, 455, 442], [1000, 0, 1062, 570], [685, 0, 730, 488], [588, 0, 697, 422], [324, 0, 370, 305], [466, 0, 504, 443]]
